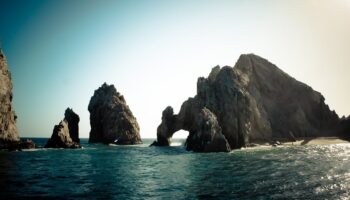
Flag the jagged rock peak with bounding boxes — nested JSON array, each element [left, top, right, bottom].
[[45, 108, 81, 148], [153, 53, 344, 152], [88, 83, 142, 144]]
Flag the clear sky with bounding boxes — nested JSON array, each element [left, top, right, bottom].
[[0, 0, 349, 139]]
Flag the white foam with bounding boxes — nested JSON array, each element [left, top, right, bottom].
[[170, 142, 182, 146]]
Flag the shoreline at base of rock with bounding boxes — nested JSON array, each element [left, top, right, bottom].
[[245, 137, 350, 149], [0, 139, 36, 151]]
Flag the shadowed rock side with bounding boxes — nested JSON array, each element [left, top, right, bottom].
[[339, 116, 350, 140], [0, 48, 35, 150], [186, 108, 231, 152], [153, 54, 346, 152], [45, 108, 81, 148], [88, 83, 142, 144], [64, 108, 80, 143]]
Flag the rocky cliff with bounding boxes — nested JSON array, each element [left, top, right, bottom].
[[0, 48, 19, 142], [88, 83, 142, 144], [153, 54, 345, 152], [45, 108, 81, 148], [0, 48, 36, 150]]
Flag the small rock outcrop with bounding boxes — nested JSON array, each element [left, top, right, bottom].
[[153, 54, 347, 152], [88, 83, 142, 144], [64, 108, 80, 143], [45, 108, 81, 148], [0, 48, 35, 150]]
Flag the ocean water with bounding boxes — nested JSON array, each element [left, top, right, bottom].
[[0, 138, 350, 199]]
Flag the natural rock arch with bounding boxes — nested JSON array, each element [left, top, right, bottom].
[[152, 54, 347, 152], [152, 106, 231, 152]]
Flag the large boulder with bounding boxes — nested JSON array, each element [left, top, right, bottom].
[[45, 108, 81, 148], [153, 54, 345, 151], [0, 48, 35, 150], [186, 108, 230, 152], [88, 83, 142, 144]]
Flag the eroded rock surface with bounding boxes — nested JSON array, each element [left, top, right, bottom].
[[0, 48, 36, 150], [186, 108, 230, 152], [0, 48, 19, 143], [153, 54, 344, 151], [88, 83, 142, 144], [45, 108, 81, 148]]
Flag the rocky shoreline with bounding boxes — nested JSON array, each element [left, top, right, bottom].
[[1, 47, 349, 152]]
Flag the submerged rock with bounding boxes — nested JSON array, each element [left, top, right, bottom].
[[88, 83, 142, 144], [45, 108, 81, 148], [0, 48, 36, 150], [0, 139, 36, 151], [153, 54, 344, 152]]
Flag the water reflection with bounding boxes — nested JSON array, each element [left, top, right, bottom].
[[0, 139, 350, 199]]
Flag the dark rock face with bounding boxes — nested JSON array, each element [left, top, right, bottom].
[[88, 83, 142, 144], [0, 139, 36, 151], [153, 54, 344, 151], [186, 108, 231, 152], [0, 49, 36, 150], [339, 116, 350, 140], [0, 48, 19, 143], [45, 108, 81, 148], [64, 108, 80, 143]]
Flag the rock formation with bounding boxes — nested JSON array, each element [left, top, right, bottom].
[[339, 116, 350, 140], [88, 83, 142, 144], [45, 108, 81, 148], [186, 108, 231, 152], [64, 108, 80, 143], [0, 48, 35, 150], [153, 54, 346, 152], [0, 48, 19, 143]]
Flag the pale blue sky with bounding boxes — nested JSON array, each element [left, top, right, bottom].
[[1, 0, 349, 138]]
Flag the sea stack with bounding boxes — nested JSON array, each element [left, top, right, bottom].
[[153, 54, 345, 152], [45, 108, 81, 148], [88, 83, 142, 144], [0, 48, 35, 150]]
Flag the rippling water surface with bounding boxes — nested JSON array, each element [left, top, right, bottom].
[[0, 138, 350, 199]]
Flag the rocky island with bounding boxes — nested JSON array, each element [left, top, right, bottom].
[[0, 48, 35, 150], [45, 108, 81, 148], [88, 83, 142, 145], [152, 54, 350, 152]]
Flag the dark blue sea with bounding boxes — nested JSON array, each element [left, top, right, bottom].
[[0, 138, 349, 199]]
